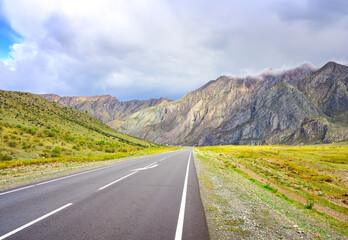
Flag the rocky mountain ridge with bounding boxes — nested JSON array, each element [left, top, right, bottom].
[[40, 61, 348, 146], [118, 63, 323, 145], [40, 94, 171, 125]]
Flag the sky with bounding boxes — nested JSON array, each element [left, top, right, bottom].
[[0, 0, 348, 101]]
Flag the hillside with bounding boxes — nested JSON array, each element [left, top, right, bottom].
[[39, 94, 171, 127], [0, 90, 160, 162]]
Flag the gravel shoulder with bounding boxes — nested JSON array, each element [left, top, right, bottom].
[[193, 149, 347, 240]]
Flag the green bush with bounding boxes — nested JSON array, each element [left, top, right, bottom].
[[105, 148, 115, 153], [44, 129, 58, 137], [0, 153, 12, 161], [96, 140, 106, 145], [305, 198, 315, 209], [64, 134, 75, 141], [26, 127, 37, 135], [52, 147, 61, 154], [8, 141, 17, 147], [22, 143, 30, 149]]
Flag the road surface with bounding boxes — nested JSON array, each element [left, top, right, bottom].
[[0, 148, 209, 239]]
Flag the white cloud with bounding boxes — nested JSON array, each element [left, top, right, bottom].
[[10, 42, 37, 61], [0, 0, 347, 100]]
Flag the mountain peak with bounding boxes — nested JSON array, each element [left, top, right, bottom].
[[297, 61, 348, 118], [320, 61, 348, 73]]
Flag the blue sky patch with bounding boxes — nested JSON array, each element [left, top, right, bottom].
[[0, 5, 22, 60]]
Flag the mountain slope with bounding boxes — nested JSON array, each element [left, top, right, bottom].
[[118, 64, 316, 145], [297, 61, 348, 121], [205, 82, 334, 145], [40, 94, 171, 126], [0, 90, 159, 161]]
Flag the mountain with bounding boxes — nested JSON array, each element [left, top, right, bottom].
[[38, 61, 348, 146], [205, 82, 346, 145], [203, 62, 348, 146], [0, 90, 158, 161], [39, 94, 171, 127], [297, 61, 348, 121], [118, 64, 317, 145]]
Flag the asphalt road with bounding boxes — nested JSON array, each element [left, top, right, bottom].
[[0, 148, 209, 240]]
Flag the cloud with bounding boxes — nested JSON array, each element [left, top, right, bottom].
[[0, 0, 347, 100], [276, 0, 348, 27]]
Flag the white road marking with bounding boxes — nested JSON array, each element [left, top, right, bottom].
[[132, 162, 158, 171], [98, 171, 138, 191], [0, 165, 113, 196], [174, 153, 191, 240], [0, 203, 73, 240], [0, 152, 174, 196], [0, 185, 36, 196], [0, 150, 181, 196], [159, 156, 169, 162]]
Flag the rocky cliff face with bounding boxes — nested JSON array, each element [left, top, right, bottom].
[[39, 94, 171, 125], [297, 62, 348, 121], [118, 64, 318, 145], [206, 82, 322, 145]]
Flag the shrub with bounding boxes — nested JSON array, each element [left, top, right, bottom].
[[47, 131, 57, 137], [22, 143, 30, 149], [26, 127, 37, 135], [264, 182, 278, 193], [0, 153, 12, 161], [8, 141, 17, 147], [305, 198, 315, 209], [52, 147, 61, 154], [40, 152, 49, 158], [72, 145, 78, 150], [318, 174, 333, 182], [96, 140, 106, 145], [44, 129, 58, 137], [105, 148, 115, 153]]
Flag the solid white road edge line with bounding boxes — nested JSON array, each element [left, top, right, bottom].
[[98, 171, 138, 191], [174, 152, 191, 240], [0, 203, 73, 240], [0, 185, 36, 196]]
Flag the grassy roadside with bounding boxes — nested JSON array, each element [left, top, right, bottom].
[[0, 147, 179, 191], [194, 144, 347, 239]]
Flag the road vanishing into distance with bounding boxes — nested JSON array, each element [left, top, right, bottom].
[[0, 148, 209, 240]]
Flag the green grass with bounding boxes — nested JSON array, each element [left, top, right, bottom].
[[194, 146, 348, 237], [197, 144, 348, 208], [0, 90, 176, 168], [195, 144, 348, 224]]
